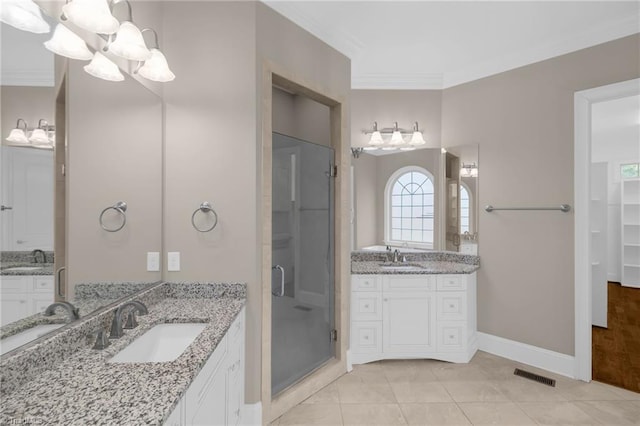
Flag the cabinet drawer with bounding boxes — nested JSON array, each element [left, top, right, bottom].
[[436, 274, 467, 291], [32, 277, 54, 293], [436, 293, 467, 321], [351, 292, 382, 321], [352, 275, 381, 292], [384, 275, 435, 292], [437, 322, 467, 352], [1, 276, 28, 293], [351, 321, 382, 354]]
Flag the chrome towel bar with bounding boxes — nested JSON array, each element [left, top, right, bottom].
[[485, 204, 571, 213]]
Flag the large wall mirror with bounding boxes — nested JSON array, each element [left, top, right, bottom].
[[352, 145, 479, 254], [0, 7, 163, 356]]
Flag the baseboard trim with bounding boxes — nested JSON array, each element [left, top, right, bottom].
[[478, 332, 575, 379], [346, 349, 353, 372], [240, 401, 262, 426]]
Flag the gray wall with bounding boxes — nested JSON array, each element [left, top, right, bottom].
[[441, 34, 640, 356]]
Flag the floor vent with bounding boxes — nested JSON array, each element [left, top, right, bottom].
[[293, 305, 312, 312], [514, 368, 556, 387]]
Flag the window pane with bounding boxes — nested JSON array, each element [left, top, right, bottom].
[[621, 163, 639, 178], [392, 218, 401, 229], [411, 230, 423, 242], [402, 229, 411, 240], [392, 229, 401, 240], [388, 169, 434, 245]]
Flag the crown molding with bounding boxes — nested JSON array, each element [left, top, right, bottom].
[[1, 70, 54, 87], [352, 72, 444, 90], [264, 1, 365, 59], [443, 13, 640, 89]]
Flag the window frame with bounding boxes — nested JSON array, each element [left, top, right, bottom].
[[384, 165, 435, 249], [460, 182, 472, 234]]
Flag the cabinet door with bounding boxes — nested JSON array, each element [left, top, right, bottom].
[[383, 291, 436, 353], [165, 400, 185, 426], [186, 365, 228, 426]]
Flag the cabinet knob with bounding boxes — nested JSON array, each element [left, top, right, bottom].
[[384, 298, 388, 302], [19, 300, 27, 304], [364, 336, 369, 340], [449, 304, 455, 308], [449, 335, 455, 339], [364, 304, 369, 308]]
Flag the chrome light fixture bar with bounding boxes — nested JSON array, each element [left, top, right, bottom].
[[362, 121, 427, 151], [5, 118, 55, 150]]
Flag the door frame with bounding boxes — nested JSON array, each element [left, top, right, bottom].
[[573, 78, 640, 381], [260, 61, 349, 423]]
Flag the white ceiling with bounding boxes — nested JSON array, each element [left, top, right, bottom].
[[263, 1, 640, 89]]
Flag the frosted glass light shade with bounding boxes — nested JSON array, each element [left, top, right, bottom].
[[6, 128, 29, 144], [138, 48, 175, 82], [62, 0, 119, 34], [28, 128, 50, 145], [0, 0, 50, 33], [108, 22, 151, 61], [409, 131, 426, 146], [84, 52, 124, 82], [44, 24, 93, 60], [390, 130, 405, 146], [368, 130, 384, 146]]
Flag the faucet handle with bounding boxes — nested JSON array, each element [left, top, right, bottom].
[[93, 329, 111, 350], [123, 310, 139, 329]]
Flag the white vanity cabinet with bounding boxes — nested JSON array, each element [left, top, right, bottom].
[[1, 275, 54, 326], [351, 273, 477, 365], [165, 308, 245, 426]]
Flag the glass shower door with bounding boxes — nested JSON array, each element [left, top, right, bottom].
[[271, 132, 335, 396]]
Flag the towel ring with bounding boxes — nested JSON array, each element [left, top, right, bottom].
[[191, 202, 218, 232], [99, 201, 127, 232]]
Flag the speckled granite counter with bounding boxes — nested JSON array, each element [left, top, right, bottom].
[[351, 250, 480, 274], [0, 263, 53, 276], [0, 282, 246, 426]]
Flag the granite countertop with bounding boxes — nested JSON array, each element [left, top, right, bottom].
[[0, 262, 53, 276], [0, 296, 245, 425], [351, 250, 480, 275], [352, 260, 480, 274]]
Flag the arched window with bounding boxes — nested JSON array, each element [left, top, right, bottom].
[[460, 183, 470, 234], [385, 166, 435, 248]]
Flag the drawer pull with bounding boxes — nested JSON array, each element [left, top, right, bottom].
[[449, 304, 455, 308], [364, 304, 369, 308], [364, 336, 369, 340], [449, 335, 455, 339], [384, 298, 388, 302]]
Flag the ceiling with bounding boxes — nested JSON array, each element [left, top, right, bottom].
[[263, 1, 640, 89]]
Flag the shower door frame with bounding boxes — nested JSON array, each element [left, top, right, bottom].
[[260, 63, 350, 423]]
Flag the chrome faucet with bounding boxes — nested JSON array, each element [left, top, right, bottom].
[[31, 249, 46, 264], [43, 301, 80, 322], [393, 249, 400, 263], [109, 301, 148, 339]]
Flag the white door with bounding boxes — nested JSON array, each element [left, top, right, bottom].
[[2, 147, 54, 251], [383, 291, 436, 353]]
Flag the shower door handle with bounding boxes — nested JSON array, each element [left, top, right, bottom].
[[272, 265, 285, 297]]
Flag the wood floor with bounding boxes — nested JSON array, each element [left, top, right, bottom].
[[592, 282, 640, 393]]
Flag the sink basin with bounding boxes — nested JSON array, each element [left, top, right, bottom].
[[379, 263, 425, 272], [3, 266, 43, 272], [108, 323, 207, 363], [0, 324, 64, 355]]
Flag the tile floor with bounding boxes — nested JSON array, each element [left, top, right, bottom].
[[271, 351, 640, 425]]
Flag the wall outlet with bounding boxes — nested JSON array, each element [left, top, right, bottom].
[[168, 252, 180, 271], [147, 252, 160, 271]]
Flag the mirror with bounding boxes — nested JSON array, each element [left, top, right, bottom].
[[0, 10, 163, 355], [352, 146, 478, 253]]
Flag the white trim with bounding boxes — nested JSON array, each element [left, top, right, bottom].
[[383, 165, 436, 249], [574, 78, 640, 382], [240, 402, 262, 426], [352, 72, 444, 90], [478, 332, 575, 379]]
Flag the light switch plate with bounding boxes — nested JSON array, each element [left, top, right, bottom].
[[168, 252, 180, 271], [147, 252, 160, 271]]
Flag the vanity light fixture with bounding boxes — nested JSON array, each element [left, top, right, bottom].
[[104, 0, 151, 62], [134, 28, 175, 82], [61, 0, 119, 35], [363, 122, 425, 151], [460, 162, 478, 178], [44, 23, 93, 60], [28, 119, 52, 146], [5, 119, 29, 144], [0, 0, 50, 34], [84, 51, 124, 81]]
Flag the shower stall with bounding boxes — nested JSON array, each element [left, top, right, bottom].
[[271, 132, 335, 396]]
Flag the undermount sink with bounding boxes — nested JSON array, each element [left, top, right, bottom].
[[379, 263, 425, 271], [0, 324, 64, 355], [3, 266, 43, 272], [108, 323, 207, 363]]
